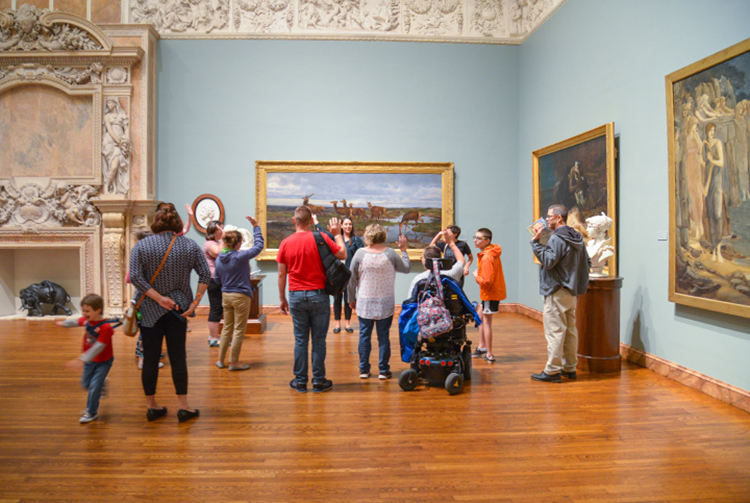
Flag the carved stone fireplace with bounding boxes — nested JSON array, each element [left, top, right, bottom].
[[0, 7, 159, 316]]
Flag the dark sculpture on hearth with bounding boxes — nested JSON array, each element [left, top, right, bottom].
[[19, 280, 73, 317]]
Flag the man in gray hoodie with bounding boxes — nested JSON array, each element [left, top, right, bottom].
[[530, 204, 590, 383]]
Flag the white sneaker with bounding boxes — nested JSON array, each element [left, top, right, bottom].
[[359, 372, 370, 379], [79, 411, 98, 423]]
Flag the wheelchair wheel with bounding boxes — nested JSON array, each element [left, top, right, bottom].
[[461, 344, 472, 381], [445, 372, 464, 395], [399, 369, 419, 391]]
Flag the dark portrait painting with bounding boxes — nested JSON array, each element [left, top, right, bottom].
[[668, 37, 750, 318], [532, 123, 617, 275]]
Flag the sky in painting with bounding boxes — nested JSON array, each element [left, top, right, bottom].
[[267, 172, 442, 208]]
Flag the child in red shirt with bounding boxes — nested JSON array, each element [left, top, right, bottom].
[[56, 294, 115, 424]]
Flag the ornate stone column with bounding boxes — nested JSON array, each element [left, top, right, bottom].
[[94, 199, 128, 315]]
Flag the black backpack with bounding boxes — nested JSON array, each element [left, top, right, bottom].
[[312, 231, 351, 296]]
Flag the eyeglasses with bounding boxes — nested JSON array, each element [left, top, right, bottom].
[[473, 236, 487, 241]]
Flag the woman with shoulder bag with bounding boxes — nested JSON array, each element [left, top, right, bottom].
[[129, 203, 211, 423]]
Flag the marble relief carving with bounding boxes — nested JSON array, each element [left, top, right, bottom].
[[105, 67, 128, 85], [298, 0, 399, 32], [130, 0, 231, 33], [0, 63, 101, 84], [403, 0, 463, 36], [125, 0, 563, 42], [102, 98, 131, 195], [0, 5, 103, 51], [236, 0, 294, 33], [0, 180, 101, 231], [469, 0, 504, 37], [101, 213, 125, 311]]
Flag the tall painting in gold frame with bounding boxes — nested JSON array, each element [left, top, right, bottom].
[[532, 123, 617, 276], [255, 161, 454, 261], [667, 37, 750, 318]]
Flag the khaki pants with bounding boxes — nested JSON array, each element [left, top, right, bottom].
[[543, 288, 578, 375], [219, 292, 252, 364]]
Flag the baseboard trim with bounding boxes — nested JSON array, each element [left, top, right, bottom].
[[504, 303, 749, 414], [620, 344, 750, 413], [497, 302, 543, 322]]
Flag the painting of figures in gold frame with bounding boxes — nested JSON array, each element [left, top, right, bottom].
[[667, 37, 750, 318], [532, 123, 617, 276], [255, 161, 454, 261]]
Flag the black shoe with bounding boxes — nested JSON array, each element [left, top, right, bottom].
[[378, 371, 393, 380], [561, 370, 577, 380], [177, 409, 200, 423], [146, 406, 167, 421], [531, 371, 562, 383], [345, 327, 354, 333], [289, 379, 307, 393], [312, 379, 333, 393]]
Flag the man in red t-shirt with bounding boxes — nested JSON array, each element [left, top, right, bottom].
[[278, 206, 346, 394]]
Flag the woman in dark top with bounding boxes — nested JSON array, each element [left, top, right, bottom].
[[312, 214, 363, 333], [333, 217, 364, 333], [130, 203, 211, 423]]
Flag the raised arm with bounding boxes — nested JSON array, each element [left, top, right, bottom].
[[180, 203, 193, 236]]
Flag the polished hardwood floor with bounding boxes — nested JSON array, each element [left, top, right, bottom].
[[1, 313, 749, 502]]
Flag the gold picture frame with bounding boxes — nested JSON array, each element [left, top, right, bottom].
[[532, 123, 617, 276], [667, 37, 750, 318], [255, 161, 454, 261]]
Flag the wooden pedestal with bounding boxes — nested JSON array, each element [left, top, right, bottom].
[[576, 276, 623, 373], [218, 275, 266, 334]]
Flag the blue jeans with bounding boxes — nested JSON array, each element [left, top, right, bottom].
[[81, 357, 114, 415], [289, 290, 330, 384], [358, 316, 393, 374]]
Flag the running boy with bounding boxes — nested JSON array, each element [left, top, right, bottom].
[[56, 294, 115, 423], [472, 228, 506, 362]]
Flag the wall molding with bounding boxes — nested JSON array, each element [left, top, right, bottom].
[[123, 0, 566, 45]]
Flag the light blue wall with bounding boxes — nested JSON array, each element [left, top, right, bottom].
[[156, 0, 750, 392], [518, 0, 750, 390], [157, 40, 520, 304]]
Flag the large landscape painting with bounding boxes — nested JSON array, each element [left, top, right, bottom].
[[668, 37, 750, 318], [255, 161, 454, 260]]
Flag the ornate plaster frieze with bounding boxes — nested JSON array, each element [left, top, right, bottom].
[[0, 5, 105, 52], [0, 179, 101, 231], [0, 62, 103, 85], [126, 0, 565, 43]]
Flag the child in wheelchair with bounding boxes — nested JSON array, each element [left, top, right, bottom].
[[398, 230, 481, 394]]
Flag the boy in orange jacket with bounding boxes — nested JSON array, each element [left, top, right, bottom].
[[472, 228, 506, 362]]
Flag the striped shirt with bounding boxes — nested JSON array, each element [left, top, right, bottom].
[[129, 232, 211, 327]]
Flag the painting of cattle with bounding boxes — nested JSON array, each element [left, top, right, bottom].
[[255, 161, 454, 260]]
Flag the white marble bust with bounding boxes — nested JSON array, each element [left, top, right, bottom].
[[585, 213, 614, 278]]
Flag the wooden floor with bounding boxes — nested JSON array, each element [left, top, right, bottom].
[[1, 313, 749, 503]]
